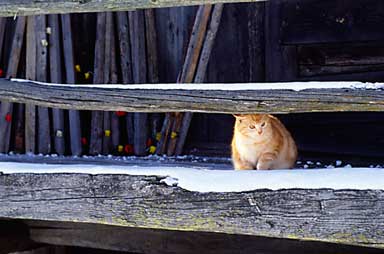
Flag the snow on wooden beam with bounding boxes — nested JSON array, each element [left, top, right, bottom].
[[1, 166, 384, 250], [1, 78, 384, 113], [0, 0, 264, 17]]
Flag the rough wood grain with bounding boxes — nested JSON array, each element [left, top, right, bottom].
[[25, 17, 37, 155], [0, 173, 383, 250], [16, 220, 382, 254], [89, 12, 106, 155], [48, 14, 65, 156], [1, 79, 384, 113], [0, 17, 26, 153], [0, 0, 264, 17], [129, 10, 148, 156], [175, 3, 224, 155], [61, 14, 82, 156], [35, 15, 51, 154]]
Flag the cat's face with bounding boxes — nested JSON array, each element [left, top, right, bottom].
[[234, 114, 270, 138]]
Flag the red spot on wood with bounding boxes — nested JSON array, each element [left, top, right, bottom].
[[115, 111, 127, 117], [5, 113, 12, 123], [124, 144, 134, 154], [81, 137, 88, 145]]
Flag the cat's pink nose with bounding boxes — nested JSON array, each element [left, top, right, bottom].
[[257, 130, 262, 134]]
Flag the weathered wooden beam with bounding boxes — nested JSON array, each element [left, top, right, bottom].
[[21, 220, 383, 254], [1, 79, 384, 113], [0, 0, 264, 17], [0, 173, 383, 250]]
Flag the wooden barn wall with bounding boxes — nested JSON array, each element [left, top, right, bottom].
[[185, 0, 384, 161], [0, 0, 382, 161]]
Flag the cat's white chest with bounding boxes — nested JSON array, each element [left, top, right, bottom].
[[236, 136, 264, 165]]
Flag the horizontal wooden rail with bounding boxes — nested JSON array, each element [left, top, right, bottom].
[[0, 0, 263, 17], [0, 171, 383, 251], [1, 78, 384, 113]]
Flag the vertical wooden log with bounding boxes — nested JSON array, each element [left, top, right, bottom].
[[162, 5, 219, 156], [145, 9, 162, 152], [35, 15, 51, 154], [89, 12, 106, 155], [61, 14, 82, 156], [265, 0, 297, 81], [110, 13, 120, 152], [0, 18, 6, 55], [0, 17, 26, 153], [25, 17, 37, 154], [48, 14, 65, 155], [102, 12, 113, 155], [128, 10, 148, 156], [156, 6, 212, 156], [248, 2, 265, 82], [175, 4, 224, 155], [116, 12, 134, 153]]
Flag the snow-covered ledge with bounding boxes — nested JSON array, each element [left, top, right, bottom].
[[1, 162, 384, 192], [1, 161, 384, 251]]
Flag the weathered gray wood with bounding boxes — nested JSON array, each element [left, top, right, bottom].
[[25, 16, 37, 155], [0, 17, 26, 153], [129, 10, 148, 156], [248, 2, 265, 82], [89, 12, 106, 155], [61, 14, 82, 156], [175, 3, 224, 155], [2, 79, 384, 113], [0, 173, 384, 250], [35, 15, 51, 154], [102, 12, 113, 155], [116, 12, 134, 151], [0, 221, 39, 254], [0, 0, 264, 17], [48, 14, 65, 156], [17, 220, 382, 254]]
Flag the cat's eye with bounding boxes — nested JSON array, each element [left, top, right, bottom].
[[249, 125, 255, 129], [261, 122, 266, 127]]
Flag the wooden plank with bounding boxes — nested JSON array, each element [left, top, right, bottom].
[[110, 13, 120, 153], [102, 12, 113, 155], [129, 10, 148, 156], [157, 5, 212, 156], [265, 0, 296, 81], [35, 15, 51, 154], [0, 0, 264, 17], [61, 14, 82, 156], [18, 220, 382, 254], [48, 14, 65, 155], [0, 221, 38, 254], [175, 3, 224, 155], [116, 12, 134, 153], [89, 12, 106, 155], [247, 2, 265, 82], [281, 0, 384, 45], [1, 173, 384, 250], [0, 17, 26, 153], [25, 17, 37, 154], [3, 79, 384, 113]]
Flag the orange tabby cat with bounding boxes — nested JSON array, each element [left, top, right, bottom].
[[231, 114, 297, 170]]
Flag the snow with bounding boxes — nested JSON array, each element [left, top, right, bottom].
[[1, 161, 384, 192], [11, 78, 384, 91]]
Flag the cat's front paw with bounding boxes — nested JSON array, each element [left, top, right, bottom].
[[256, 161, 271, 170]]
